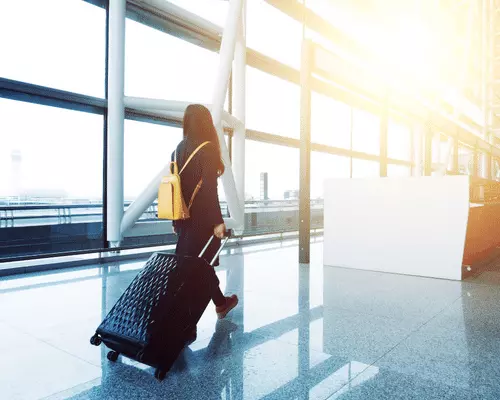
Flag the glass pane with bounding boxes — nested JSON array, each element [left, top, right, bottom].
[[493, 158, 500, 181], [0, 0, 105, 97], [352, 158, 380, 178], [388, 120, 411, 161], [244, 140, 300, 235], [387, 164, 411, 177], [477, 152, 488, 178], [458, 145, 473, 175], [244, 141, 299, 201], [431, 135, 457, 174], [306, 28, 338, 54], [246, 67, 300, 138], [247, 1, 302, 68], [0, 99, 103, 259], [311, 152, 350, 199], [166, 0, 228, 27], [306, 0, 353, 32], [125, 19, 219, 103], [352, 109, 380, 155], [311, 92, 351, 148], [124, 121, 182, 201], [124, 122, 230, 247]]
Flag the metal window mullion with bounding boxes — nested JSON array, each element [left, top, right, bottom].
[[379, 92, 389, 177], [0, 78, 105, 115], [299, 40, 312, 264]]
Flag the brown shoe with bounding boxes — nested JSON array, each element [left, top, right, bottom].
[[215, 295, 239, 319]]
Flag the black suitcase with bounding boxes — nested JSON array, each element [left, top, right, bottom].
[[89, 234, 230, 381]]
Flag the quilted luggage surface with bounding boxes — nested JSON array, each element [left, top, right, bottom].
[[90, 234, 229, 381]]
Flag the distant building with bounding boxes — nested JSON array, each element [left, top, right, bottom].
[[23, 188, 68, 199], [284, 189, 299, 200], [260, 172, 268, 201]]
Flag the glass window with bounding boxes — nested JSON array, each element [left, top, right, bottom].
[[0, 0, 105, 97], [246, 67, 300, 138], [458, 145, 474, 175], [247, 1, 302, 68], [306, 28, 338, 54], [432, 135, 455, 172], [311, 92, 351, 149], [125, 19, 220, 104], [166, 0, 228, 27], [352, 159, 380, 178], [245, 141, 299, 201], [0, 99, 103, 259], [311, 152, 350, 199], [124, 121, 182, 201], [124, 122, 229, 217], [493, 158, 500, 181], [387, 120, 411, 161], [432, 134, 446, 163], [477, 152, 488, 178], [387, 164, 411, 177], [448, 141, 457, 173], [352, 109, 380, 155], [306, 1, 355, 33]]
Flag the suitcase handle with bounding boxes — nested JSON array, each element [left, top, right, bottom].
[[199, 229, 232, 266]]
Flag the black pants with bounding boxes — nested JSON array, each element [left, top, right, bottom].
[[175, 223, 225, 307]]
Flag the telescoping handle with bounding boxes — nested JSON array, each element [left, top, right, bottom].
[[199, 229, 232, 266]]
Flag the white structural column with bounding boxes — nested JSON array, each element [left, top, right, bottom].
[[232, 0, 246, 211], [413, 125, 423, 177], [211, 0, 245, 230], [107, 0, 126, 246]]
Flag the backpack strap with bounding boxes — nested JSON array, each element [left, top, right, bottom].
[[179, 141, 211, 175], [178, 141, 211, 210], [187, 179, 203, 210]]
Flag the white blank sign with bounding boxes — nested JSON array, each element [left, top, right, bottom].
[[323, 176, 470, 280]]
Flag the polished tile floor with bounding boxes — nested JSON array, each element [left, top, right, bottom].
[[2, 240, 500, 399]]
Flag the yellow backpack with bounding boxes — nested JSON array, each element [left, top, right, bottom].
[[158, 141, 210, 220]]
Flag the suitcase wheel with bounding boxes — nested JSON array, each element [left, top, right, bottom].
[[90, 334, 102, 346], [107, 351, 119, 362], [154, 368, 168, 381]]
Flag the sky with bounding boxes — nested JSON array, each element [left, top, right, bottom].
[[0, 0, 412, 202]]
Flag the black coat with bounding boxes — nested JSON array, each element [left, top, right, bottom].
[[171, 139, 224, 265]]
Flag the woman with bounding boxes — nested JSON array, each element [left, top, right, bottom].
[[172, 104, 238, 326]]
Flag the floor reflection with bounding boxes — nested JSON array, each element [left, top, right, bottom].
[[4, 241, 500, 399]]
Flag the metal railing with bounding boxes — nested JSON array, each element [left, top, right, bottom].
[[0, 199, 324, 228]]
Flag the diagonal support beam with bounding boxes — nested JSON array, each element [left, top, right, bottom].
[[120, 0, 246, 236], [119, 102, 244, 236]]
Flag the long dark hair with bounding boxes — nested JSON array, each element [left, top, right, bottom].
[[183, 104, 225, 176]]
